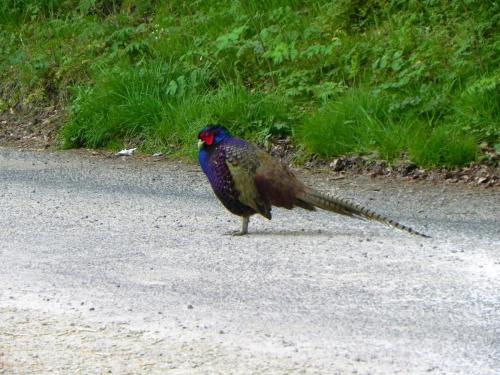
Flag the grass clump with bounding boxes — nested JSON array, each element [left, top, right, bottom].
[[62, 60, 291, 158], [298, 89, 479, 167], [61, 61, 208, 149], [451, 72, 500, 144], [297, 90, 401, 159], [409, 126, 478, 168]]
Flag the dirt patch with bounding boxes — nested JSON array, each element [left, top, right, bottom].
[[318, 154, 499, 188], [0, 106, 65, 149]]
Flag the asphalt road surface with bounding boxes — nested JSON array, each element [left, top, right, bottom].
[[1, 147, 499, 374]]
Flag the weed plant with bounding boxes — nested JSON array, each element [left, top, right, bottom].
[[1, 0, 498, 167]]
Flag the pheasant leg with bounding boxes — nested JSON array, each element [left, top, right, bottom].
[[240, 216, 249, 235]]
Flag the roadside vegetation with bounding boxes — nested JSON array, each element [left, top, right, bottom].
[[0, 0, 498, 167]]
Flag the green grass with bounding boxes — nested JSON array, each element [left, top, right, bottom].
[[62, 60, 291, 158], [298, 90, 397, 158], [409, 126, 478, 168], [1, 0, 499, 167], [297, 88, 480, 167]]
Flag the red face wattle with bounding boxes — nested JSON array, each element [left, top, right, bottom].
[[199, 130, 215, 146]]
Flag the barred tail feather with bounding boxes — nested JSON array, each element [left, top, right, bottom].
[[298, 188, 430, 238]]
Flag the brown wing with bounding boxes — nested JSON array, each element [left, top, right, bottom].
[[254, 150, 313, 210]]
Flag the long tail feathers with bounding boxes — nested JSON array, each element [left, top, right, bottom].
[[297, 188, 430, 238]]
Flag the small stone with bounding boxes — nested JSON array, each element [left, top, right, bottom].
[[330, 158, 346, 172], [187, 304, 193, 309], [477, 177, 488, 184], [115, 148, 137, 156]]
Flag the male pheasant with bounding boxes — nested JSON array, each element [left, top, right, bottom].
[[198, 124, 429, 237]]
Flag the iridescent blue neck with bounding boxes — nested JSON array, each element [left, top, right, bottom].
[[198, 146, 211, 173]]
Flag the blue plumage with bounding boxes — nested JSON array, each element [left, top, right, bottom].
[[198, 126, 256, 217]]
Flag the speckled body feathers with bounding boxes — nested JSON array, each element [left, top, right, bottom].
[[199, 137, 258, 217]]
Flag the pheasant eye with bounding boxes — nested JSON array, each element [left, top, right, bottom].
[[201, 131, 215, 146]]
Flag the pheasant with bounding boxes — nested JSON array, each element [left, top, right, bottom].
[[198, 124, 429, 237]]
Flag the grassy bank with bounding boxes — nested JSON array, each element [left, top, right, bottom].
[[1, 0, 499, 167]]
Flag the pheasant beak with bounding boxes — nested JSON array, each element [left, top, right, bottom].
[[197, 139, 205, 150]]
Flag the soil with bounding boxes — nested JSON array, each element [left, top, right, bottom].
[[1, 107, 498, 187], [0, 105, 64, 149]]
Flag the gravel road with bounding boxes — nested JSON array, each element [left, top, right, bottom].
[[1, 147, 499, 374]]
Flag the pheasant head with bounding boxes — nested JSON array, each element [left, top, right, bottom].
[[197, 125, 231, 151]]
